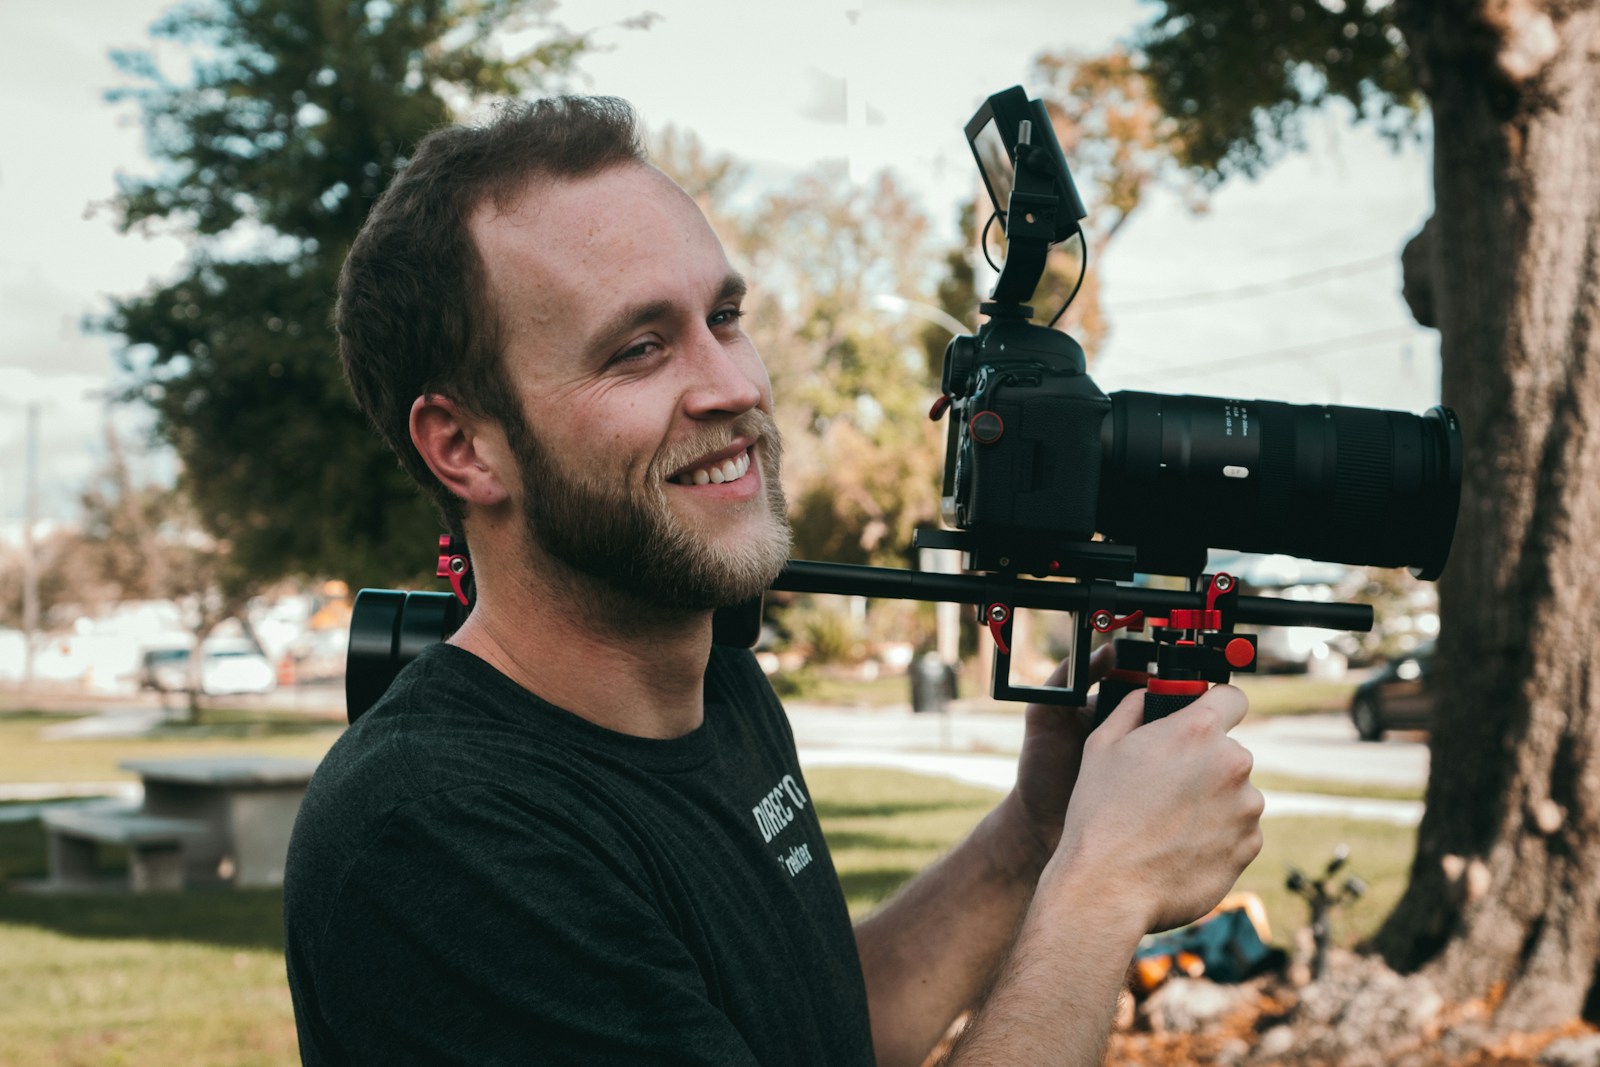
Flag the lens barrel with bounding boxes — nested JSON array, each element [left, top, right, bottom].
[[1097, 392, 1461, 580]]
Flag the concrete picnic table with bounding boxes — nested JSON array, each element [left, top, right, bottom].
[[121, 755, 321, 888]]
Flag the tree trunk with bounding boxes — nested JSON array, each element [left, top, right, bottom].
[[1374, 0, 1600, 1032]]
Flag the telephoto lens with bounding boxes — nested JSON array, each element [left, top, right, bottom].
[[1097, 392, 1461, 580]]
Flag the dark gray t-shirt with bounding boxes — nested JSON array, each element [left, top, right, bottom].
[[285, 643, 874, 1065]]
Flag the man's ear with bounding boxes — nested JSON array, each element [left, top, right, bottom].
[[409, 394, 513, 508]]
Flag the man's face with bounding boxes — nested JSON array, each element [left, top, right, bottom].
[[471, 163, 790, 612]]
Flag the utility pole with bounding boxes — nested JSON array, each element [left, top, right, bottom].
[[22, 402, 39, 690]]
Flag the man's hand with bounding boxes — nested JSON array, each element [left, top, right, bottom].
[[1047, 682, 1264, 933], [999, 644, 1115, 871], [944, 679, 1263, 1064]]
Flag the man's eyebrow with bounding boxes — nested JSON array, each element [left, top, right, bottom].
[[587, 272, 749, 355], [717, 272, 748, 305]]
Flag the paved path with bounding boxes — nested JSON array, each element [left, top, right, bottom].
[[786, 702, 1428, 825], [795, 746, 1423, 825], [784, 702, 1430, 780]]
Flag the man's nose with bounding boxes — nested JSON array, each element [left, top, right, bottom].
[[681, 333, 764, 418]]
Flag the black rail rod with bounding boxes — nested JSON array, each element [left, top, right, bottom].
[[773, 559, 1373, 632]]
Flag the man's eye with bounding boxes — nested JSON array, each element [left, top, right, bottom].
[[709, 307, 745, 329], [613, 340, 662, 364]]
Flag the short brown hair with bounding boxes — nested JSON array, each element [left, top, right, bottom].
[[337, 95, 647, 528]]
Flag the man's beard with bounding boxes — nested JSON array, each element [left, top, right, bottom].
[[505, 408, 791, 614]]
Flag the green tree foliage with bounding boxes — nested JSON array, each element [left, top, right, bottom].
[[1139, 0, 1421, 180], [103, 0, 589, 587], [1019, 6, 1418, 359]]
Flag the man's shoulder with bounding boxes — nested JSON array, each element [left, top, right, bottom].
[[291, 645, 590, 861]]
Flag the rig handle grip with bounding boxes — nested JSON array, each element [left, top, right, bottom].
[[1142, 679, 1210, 724]]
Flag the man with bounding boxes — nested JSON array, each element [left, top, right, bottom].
[[285, 95, 1263, 1065]]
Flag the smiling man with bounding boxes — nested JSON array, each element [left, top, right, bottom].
[[284, 96, 1263, 1066]]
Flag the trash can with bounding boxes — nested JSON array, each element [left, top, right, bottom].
[[910, 652, 957, 713]]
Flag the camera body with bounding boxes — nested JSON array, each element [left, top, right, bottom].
[[935, 87, 1460, 588], [940, 313, 1110, 571]]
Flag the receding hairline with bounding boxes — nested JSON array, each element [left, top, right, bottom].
[[466, 161, 730, 356]]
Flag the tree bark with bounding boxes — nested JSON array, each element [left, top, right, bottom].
[[1374, 0, 1600, 1032]]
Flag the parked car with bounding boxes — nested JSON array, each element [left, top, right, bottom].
[[138, 647, 191, 692], [1349, 641, 1435, 741], [1251, 624, 1354, 678], [137, 642, 278, 696]]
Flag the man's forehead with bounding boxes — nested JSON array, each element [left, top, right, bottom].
[[470, 163, 698, 259], [470, 163, 727, 320]]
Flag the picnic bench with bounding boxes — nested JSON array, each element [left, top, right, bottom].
[[43, 806, 205, 892], [42, 755, 320, 891]]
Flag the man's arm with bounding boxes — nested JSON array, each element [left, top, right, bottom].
[[852, 664, 1262, 1066], [850, 648, 1105, 1065], [851, 772, 1066, 1065]]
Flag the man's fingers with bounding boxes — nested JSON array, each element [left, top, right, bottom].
[[1091, 685, 1147, 742], [1095, 682, 1248, 742], [1190, 684, 1248, 733], [1087, 642, 1115, 683]]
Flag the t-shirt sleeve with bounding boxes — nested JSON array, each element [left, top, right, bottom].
[[298, 785, 762, 1066]]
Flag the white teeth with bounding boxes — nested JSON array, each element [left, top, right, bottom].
[[676, 450, 751, 486]]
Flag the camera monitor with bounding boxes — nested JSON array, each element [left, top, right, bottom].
[[965, 86, 1086, 243]]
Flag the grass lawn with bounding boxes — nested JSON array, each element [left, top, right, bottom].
[[0, 815, 295, 1065], [0, 714, 1412, 1065], [807, 766, 1416, 949], [1233, 672, 1358, 718], [1252, 770, 1425, 803], [0, 902, 297, 1067], [0, 711, 343, 785]]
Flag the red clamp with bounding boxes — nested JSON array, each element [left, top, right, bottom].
[[929, 395, 951, 421], [1091, 609, 1145, 633], [1165, 573, 1236, 632], [436, 534, 471, 606], [1205, 572, 1236, 611], [1167, 608, 1222, 631], [985, 603, 1011, 655]]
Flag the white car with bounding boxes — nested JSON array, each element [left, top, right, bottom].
[[200, 646, 278, 694], [139, 643, 278, 696]]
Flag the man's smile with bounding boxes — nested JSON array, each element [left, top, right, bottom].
[[669, 442, 756, 487]]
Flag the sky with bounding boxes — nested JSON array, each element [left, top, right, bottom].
[[0, 0, 1438, 531]]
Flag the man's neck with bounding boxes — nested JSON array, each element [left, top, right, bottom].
[[447, 551, 716, 740]]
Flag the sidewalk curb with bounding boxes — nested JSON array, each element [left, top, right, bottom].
[[796, 747, 1422, 825]]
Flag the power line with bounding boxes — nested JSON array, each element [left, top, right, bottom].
[[1113, 254, 1393, 313], [1111, 326, 1417, 381]]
